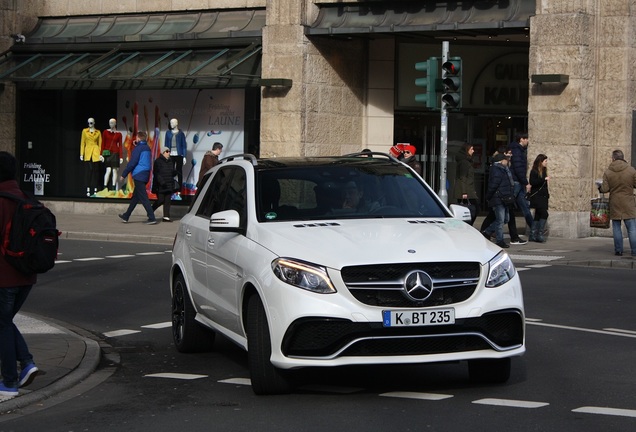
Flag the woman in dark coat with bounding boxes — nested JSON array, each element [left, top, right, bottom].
[[454, 142, 479, 225], [528, 154, 550, 242], [152, 147, 178, 222]]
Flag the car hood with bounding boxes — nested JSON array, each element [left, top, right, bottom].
[[251, 218, 500, 269]]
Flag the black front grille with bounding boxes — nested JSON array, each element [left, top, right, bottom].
[[281, 310, 524, 358], [341, 262, 481, 307]]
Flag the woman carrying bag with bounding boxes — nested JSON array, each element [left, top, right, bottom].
[[528, 154, 550, 242], [152, 147, 178, 222], [454, 142, 479, 225]]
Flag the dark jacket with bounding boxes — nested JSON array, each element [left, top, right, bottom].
[[121, 140, 152, 182], [485, 162, 514, 207], [454, 149, 477, 200], [404, 156, 422, 176], [0, 180, 37, 287], [599, 158, 636, 220], [197, 151, 220, 187], [509, 140, 529, 186], [152, 155, 177, 194], [528, 169, 549, 210]]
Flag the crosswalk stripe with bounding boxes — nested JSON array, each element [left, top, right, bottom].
[[572, 406, 636, 418], [142, 322, 172, 329], [219, 378, 251, 386], [473, 398, 548, 408], [103, 329, 141, 337], [145, 373, 207, 380], [380, 391, 453, 401]]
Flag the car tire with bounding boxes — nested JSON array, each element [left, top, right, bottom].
[[172, 273, 215, 353], [468, 358, 511, 384], [246, 294, 293, 395]]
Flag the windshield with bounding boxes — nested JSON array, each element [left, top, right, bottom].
[[256, 162, 448, 222]]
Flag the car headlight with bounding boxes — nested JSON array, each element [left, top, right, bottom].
[[485, 251, 516, 288], [272, 258, 336, 294]]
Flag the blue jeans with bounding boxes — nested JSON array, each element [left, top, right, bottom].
[[514, 182, 534, 227], [612, 218, 636, 256], [122, 179, 156, 221], [0, 285, 34, 387], [484, 204, 510, 243]]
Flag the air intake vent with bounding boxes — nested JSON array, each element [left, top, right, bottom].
[[293, 222, 341, 228]]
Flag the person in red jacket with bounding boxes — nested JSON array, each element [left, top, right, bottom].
[[0, 151, 39, 398]]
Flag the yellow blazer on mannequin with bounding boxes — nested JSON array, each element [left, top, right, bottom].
[[80, 128, 103, 162]]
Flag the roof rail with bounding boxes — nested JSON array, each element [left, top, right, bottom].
[[342, 151, 397, 161], [219, 153, 258, 166]]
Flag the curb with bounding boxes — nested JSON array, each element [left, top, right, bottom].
[[0, 318, 102, 415], [61, 231, 175, 246]]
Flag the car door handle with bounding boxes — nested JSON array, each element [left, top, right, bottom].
[[208, 238, 215, 247], [185, 229, 192, 237]]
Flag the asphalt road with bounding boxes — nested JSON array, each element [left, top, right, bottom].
[[3, 239, 636, 431]]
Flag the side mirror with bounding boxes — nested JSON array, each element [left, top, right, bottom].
[[210, 209, 241, 232], [449, 204, 472, 224]]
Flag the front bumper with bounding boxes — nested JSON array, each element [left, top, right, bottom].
[[282, 309, 523, 359]]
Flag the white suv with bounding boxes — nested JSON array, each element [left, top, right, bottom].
[[170, 153, 525, 394]]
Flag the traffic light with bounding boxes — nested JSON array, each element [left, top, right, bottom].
[[414, 57, 438, 109], [441, 57, 462, 109]]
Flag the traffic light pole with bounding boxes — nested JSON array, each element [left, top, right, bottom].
[[438, 41, 449, 205]]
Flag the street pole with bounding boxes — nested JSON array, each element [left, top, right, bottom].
[[438, 41, 449, 205]]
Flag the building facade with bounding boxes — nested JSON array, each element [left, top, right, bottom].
[[1, 0, 634, 238]]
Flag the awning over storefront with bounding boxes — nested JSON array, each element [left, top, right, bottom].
[[306, 0, 534, 40], [0, 9, 265, 89]]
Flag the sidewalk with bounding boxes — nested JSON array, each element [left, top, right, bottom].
[[2, 211, 634, 413]]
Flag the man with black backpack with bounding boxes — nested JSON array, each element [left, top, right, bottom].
[[0, 151, 40, 398]]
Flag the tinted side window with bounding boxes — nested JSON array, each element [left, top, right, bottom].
[[196, 166, 247, 225], [226, 168, 247, 227], [196, 167, 234, 218]]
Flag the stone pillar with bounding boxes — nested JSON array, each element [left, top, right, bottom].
[[367, 39, 395, 152], [0, 2, 17, 153], [529, 1, 634, 238], [260, 0, 366, 158]]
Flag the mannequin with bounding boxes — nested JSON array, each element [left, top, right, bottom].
[[79, 117, 102, 196], [101, 118, 123, 191], [164, 118, 187, 193]]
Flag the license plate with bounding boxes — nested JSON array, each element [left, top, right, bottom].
[[382, 308, 455, 327]]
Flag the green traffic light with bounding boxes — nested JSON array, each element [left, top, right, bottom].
[[414, 57, 439, 109]]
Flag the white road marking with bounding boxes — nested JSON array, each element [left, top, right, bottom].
[[527, 321, 636, 339], [516, 267, 531, 272], [142, 322, 172, 329], [572, 406, 636, 418], [106, 254, 135, 258], [136, 252, 165, 256], [525, 317, 543, 322], [603, 328, 636, 335], [54, 260, 72, 264], [380, 391, 453, 401], [74, 257, 105, 261], [103, 329, 141, 337], [219, 378, 251, 386], [473, 398, 548, 408], [145, 373, 207, 380], [525, 264, 553, 268]]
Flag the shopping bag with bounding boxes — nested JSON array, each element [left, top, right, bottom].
[[590, 194, 610, 229]]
